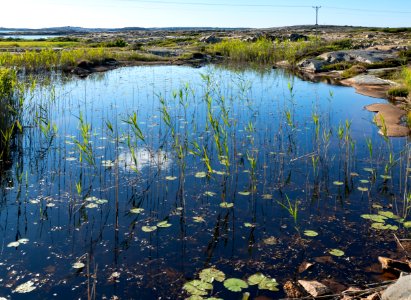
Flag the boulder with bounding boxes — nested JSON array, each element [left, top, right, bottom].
[[199, 35, 221, 44], [382, 275, 411, 300], [318, 50, 398, 64], [297, 59, 327, 73], [288, 33, 308, 41]]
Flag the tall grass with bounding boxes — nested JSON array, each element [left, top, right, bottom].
[[210, 38, 353, 65], [0, 48, 113, 72]]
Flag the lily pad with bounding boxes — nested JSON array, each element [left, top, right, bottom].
[[193, 216, 205, 223], [86, 203, 98, 209], [358, 187, 368, 192], [361, 214, 387, 223], [220, 202, 234, 208], [263, 236, 277, 245], [247, 273, 266, 285], [183, 280, 213, 296], [238, 191, 250, 196], [7, 241, 20, 248], [18, 238, 29, 244], [72, 262, 85, 269], [165, 176, 177, 181], [142, 226, 157, 233], [303, 230, 319, 237], [329, 249, 344, 257], [258, 277, 279, 291], [333, 181, 344, 186], [13, 280, 36, 293], [195, 172, 207, 178], [380, 175, 392, 180], [360, 179, 369, 184], [244, 223, 255, 228], [262, 194, 273, 200], [204, 191, 216, 197], [199, 268, 226, 283], [223, 278, 248, 292], [102, 160, 115, 168], [378, 211, 399, 219], [363, 168, 374, 173], [404, 221, 411, 228], [157, 221, 172, 228], [130, 208, 144, 214]]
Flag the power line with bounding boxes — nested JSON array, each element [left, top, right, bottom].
[[313, 6, 321, 26], [122, 1, 411, 14]]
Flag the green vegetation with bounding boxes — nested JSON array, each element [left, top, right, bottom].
[[209, 37, 354, 65], [341, 64, 367, 78], [389, 66, 411, 98], [387, 86, 409, 97]]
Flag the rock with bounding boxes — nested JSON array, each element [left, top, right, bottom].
[[283, 281, 307, 298], [378, 257, 411, 273], [297, 59, 327, 73], [365, 105, 409, 137], [318, 50, 398, 64], [367, 292, 381, 300], [199, 35, 221, 44], [342, 75, 394, 86], [298, 280, 331, 297], [288, 33, 308, 41], [382, 275, 411, 300]]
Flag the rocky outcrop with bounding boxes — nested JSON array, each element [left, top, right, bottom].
[[199, 35, 221, 44], [382, 275, 411, 300], [365, 103, 409, 137]]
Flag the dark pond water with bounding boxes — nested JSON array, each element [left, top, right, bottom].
[[0, 65, 410, 299]]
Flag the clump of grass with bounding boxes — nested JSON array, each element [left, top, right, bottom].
[[387, 86, 409, 97], [341, 65, 367, 78]]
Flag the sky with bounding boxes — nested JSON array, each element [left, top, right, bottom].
[[2, 0, 411, 29]]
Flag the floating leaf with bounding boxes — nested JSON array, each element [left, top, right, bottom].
[[262, 194, 273, 200], [166, 176, 177, 181], [380, 175, 392, 180], [18, 238, 29, 244], [378, 211, 399, 219], [220, 202, 234, 208], [72, 262, 85, 269], [212, 170, 227, 176], [142, 226, 157, 233], [13, 280, 36, 293], [263, 236, 277, 245], [223, 278, 248, 292], [363, 168, 374, 173], [29, 199, 40, 204], [371, 223, 398, 231], [360, 179, 369, 184], [244, 223, 255, 228], [333, 181, 344, 186], [102, 160, 115, 168], [130, 208, 144, 214], [372, 204, 383, 209], [157, 221, 172, 228], [350, 172, 359, 177], [86, 203, 98, 209], [329, 249, 344, 257], [303, 230, 319, 237], [195, 172, 207, 178], [7, 241, 20, 248], [247, 273, 266, 285], [204, 191, 216, 197], [361, 214, 387, 223], [199, 268, 226, 283], [238, 191, 250, 196], [85, 196, 98, 202], [193, 216, 205, 223], [358, 187, 368, 192], [95, 199, 108, 204], [183, 280, 212, 296], [258, 277, 279, 291], [404, 221, 411, 228]]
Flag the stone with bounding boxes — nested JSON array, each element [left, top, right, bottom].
[[298, 280, 331, 297], [283, 280, 306, 298], [199, 35, 221, 44], [297, 58, 327, 73], [382, 275, 411, 300], [365, 105, 409, 137], [318, 50, 398, 64], [288, 33, 308, 41]]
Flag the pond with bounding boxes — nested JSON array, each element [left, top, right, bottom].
[[0, 65, 410, 299]]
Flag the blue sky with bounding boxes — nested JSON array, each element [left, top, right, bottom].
[[2, 0, 411, 28]]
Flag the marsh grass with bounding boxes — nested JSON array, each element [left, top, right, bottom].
[[210, 38, 354, 65]]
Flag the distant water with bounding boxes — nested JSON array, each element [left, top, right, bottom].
[[1, 35, 62, 40]]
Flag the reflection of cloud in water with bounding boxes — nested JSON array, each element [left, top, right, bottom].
[[118, 148, 172, 171]]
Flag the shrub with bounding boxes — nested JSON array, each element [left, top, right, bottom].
[[387, 86, 409, 97], [341, 65, 367, 78]]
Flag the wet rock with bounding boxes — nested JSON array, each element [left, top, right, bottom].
[[367, 292, 381, 300], [199, 35, 221, 44], [378, 256, 411, 274], [382, 275, 411, 300], [297, 58, 327, 73], [283, 280, 307, 298], [298, 261, 314, 273], [342, 74, 394, 86], [365, 105, 409, 137], [298, 280, 331, 297]]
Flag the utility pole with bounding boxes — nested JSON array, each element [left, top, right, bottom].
[[312, 6, 321, 44], [312, 6, 321, 26]]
